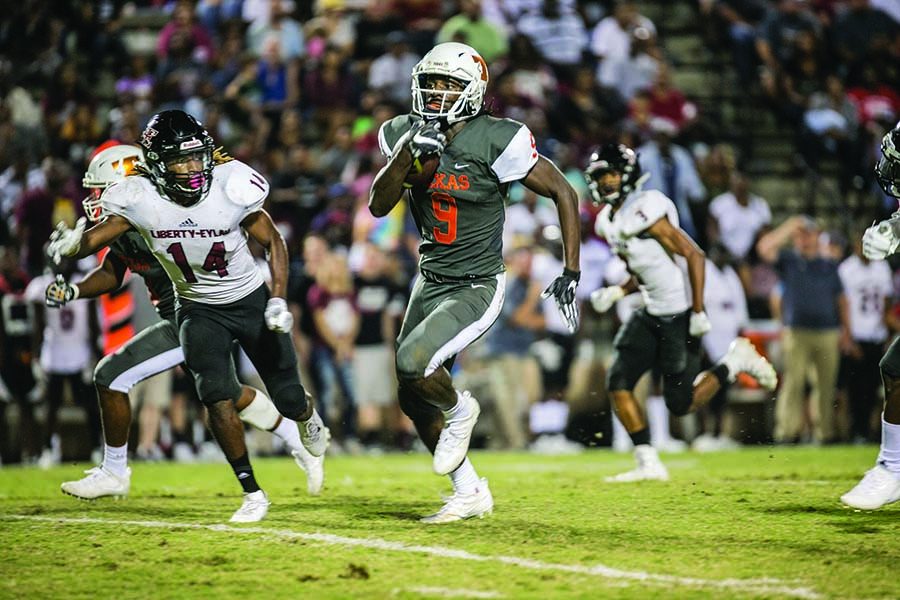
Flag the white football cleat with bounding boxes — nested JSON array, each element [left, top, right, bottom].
[[841, 465, 900, 510], [230, 490, 270, 523], [420, 478, 493, 524], [605, 445, 670, 483], [292, 447, 324, 496], [722, 337, 777, 391], [61, 465, 131, 500], [433, 391, 481, 475], [299, 410, 330, 457]]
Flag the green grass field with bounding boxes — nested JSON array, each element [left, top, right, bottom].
[[0, 447, 897, 599]]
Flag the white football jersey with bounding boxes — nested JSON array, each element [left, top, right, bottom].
[[102, 160, 268, 305], [25, 274, 94, 374], [595, 189, 689, 316], [838, 254, 893, 342]]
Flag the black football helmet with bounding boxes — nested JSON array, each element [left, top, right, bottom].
[[876, 123, 900, 198], [138, 110, 215, 205], [584, 143, 642, 205]]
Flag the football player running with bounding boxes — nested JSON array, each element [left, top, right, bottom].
[[370, 42, 581, 523], [842, 122, 900, 510], [586, 144, 776, 482], [47, 111, 329, 522], [49, 143, 324, 506]]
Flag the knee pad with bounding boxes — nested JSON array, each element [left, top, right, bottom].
[[662, 372, 693, 416], [92, 356, 116, 390], [880, 354, 900, 380], [271, 383, 309, 421], [238, 388, 280, 430]]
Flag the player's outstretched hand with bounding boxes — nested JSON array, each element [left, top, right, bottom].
[[863, 220, 900, 260], [590, 285, 624, 314], [689, 310, 712, 337], [407, 120, 447, 160], [542, 268, 580, 333], [264, 297, 293, 333], [47, 217, 86, 264], [45, 274, 79, 308]]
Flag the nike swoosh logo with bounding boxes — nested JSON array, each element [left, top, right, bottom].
[[471, 283, 486, 290], [455, 163, 469, 169]]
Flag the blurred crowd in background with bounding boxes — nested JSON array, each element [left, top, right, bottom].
[[0, 0, 899, 466]]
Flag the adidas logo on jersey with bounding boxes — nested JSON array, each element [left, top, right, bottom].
[[178, 218, 198, 228]]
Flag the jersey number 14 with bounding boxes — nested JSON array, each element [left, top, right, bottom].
[[166, 241, 229, 283]]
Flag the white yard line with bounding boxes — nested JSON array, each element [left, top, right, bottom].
[[396, 586, 503, 598], [5, 515, 821, 599]]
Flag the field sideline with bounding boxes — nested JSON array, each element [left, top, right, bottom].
[[0, 447, 896, 599]]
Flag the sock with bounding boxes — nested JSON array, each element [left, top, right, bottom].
[[646, 396, 671, 443], [710, 363, 731, 387], [449, 457, 479, 495], [103, 443, 128, 476], [227, 452, 261, 494], [442, 391, 468, 420], [272, 418, 303, 453], [877, 417, 900, 475], [628, 427, 651, 447]]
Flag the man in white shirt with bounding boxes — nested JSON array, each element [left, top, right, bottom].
[[368, 32, 420, 107], [590, 0, 657, 85], [708, 170, 772, 261]]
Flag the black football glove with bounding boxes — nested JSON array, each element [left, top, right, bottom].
[[541, 268, 580, 333], [45, 274, 79, 308]]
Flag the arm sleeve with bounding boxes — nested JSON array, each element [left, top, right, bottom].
[[490, 124, 539, 183]]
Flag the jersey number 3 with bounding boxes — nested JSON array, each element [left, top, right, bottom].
[[167, 242, 228, 283], [431, 192, 457, 244]]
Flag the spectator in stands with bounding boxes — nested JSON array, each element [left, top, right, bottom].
[[352, 3, 405, 62], [757, 215, 848, 443], [0, 243, 36, 463], [308, 251, 359, 446], [368, 32, 420, 107], [485, 244, 545, 449], [550, 65, 627, 149], [14, 158, 81, 276], [838, 232, 898, 442], [800, 74, 862, 195], [700, 0, 769, 87], [516, 0, 588, 77], [600, 25, 661, 102], [437, 0, 508, 64], [157, 0, 215, 64], [590, 0, 657, 89], [247, 0, 305, 61], [503, 188, 558, 250], [351, 243, 404, 451], [637, 117, 707, 242], [708, 169, 772, 263], [831, 0, 899, 77], [645, 62, 699, 140], [495, 34, 558, 112]]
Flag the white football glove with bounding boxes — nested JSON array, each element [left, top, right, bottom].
[[47, 217, 87, 263], [264, 297, 293, 333], [45, 274, 80, 308], [407, 120, 447, 160], [689, 310, 712, 337], [590, 285, 625, 313], [862, 221, 900, 260]]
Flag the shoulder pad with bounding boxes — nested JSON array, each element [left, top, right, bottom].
[[219, 161, 269, 211], [100, 176, 153, 218], [620, 190, 676, 236], [378, 115, 418, 158]]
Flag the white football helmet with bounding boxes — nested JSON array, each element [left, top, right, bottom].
[[411, 42, 489, 124], [82, 144, 144, 222]]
